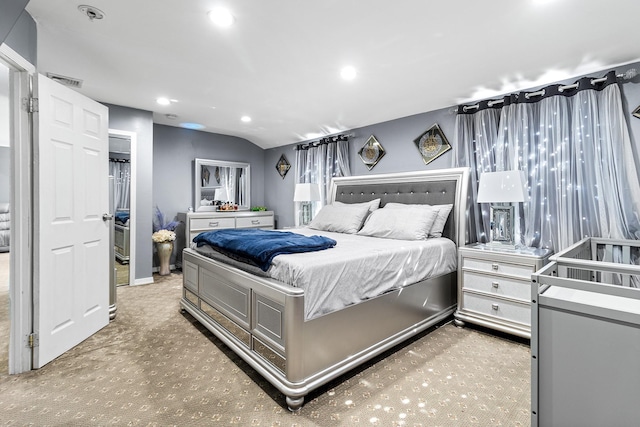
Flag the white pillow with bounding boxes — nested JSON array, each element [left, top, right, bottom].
[[357, 206, 438, 240], [429, 204, 453, 238], [384, 203, 453, 238], [333, 198, 381, 213], [308, 204, 370, 234]]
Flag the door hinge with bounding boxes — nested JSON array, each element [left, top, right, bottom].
[[28, 333, 39, 348], [22, 97, 39, 113]]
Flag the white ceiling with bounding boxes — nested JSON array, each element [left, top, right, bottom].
[[24, 0, 640, 149]]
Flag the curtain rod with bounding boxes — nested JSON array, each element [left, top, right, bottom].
[[294, 133, 353, 151], [461, 69, 638, 112]]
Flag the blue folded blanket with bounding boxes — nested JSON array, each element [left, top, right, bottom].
[[115, 211, 129, 225], [193, 229, 337, 271]]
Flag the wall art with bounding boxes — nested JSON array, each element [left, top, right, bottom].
[[413, 123, 451, 165], [358, 135, 385, 170], [276, 154, 291, 179]]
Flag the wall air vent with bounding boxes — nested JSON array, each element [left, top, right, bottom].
[[46, 73, 83, 88]]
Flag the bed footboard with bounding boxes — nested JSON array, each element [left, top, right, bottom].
[[180, 248, 456, 411]]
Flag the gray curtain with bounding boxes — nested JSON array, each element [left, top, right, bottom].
[[109, 160, 130, 211], [295, 136, 351, 225], [456, 71, 640, 252]]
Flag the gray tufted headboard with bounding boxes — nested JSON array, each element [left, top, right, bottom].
[[329, 168, 470, 247]]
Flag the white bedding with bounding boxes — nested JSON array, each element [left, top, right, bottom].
[[193, 228, 457, 320]]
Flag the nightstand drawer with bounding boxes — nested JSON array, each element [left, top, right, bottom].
[[236, 215, 274, 229], [463, 257, 534, 279], [462, 271, 530, 301], [462, 292, 530, 326], [191, 217, 236, 230]]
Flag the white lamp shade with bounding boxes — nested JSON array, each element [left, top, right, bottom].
[[294, 183, 321, 202], [477, 170, 527, 203], [214, 188, 229, 201]]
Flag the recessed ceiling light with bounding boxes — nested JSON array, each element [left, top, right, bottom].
[[180, 122, 205, 130], [241, 116, 252, 123], [208, 7, 234, 28], [156, 97, 171, 106], [340, 66, 357, 81]]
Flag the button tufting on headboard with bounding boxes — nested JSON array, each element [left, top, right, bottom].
[[329, 168, 469, 247]]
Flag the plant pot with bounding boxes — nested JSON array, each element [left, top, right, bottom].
[[156, 241, 173, 276]]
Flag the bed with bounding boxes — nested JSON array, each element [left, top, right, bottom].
[[531, 237, 640, 426], [180, 167, 470, 411]]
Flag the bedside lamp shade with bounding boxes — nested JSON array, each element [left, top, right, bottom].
[[293, 183, 321, 202], [477, 170, 527, 247], [477, 170, 526, 203], [294, 183, 321, 225]]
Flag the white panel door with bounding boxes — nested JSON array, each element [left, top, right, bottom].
[[33, 74, 110, 368]]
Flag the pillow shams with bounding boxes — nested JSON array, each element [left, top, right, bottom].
[[384, 203, 453, 238], [429, 204, 453, 238], [308, 204, 370, 234], [357, 206, 438, 240], [333, 198, 381, 213]]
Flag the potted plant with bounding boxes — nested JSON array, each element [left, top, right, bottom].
[[152, 206, 179, 275]]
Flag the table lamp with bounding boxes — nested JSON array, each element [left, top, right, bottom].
[[476, 170, 527, 247], [294, 183, 321, 225]]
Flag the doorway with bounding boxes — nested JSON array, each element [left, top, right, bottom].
[[109, 129, 136, 288], [0, 61, 9, 369]]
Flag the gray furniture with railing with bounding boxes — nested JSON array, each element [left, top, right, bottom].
[[531, 237, 640, 427]]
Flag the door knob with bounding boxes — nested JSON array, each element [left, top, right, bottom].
[[103, 213, 114, 221]]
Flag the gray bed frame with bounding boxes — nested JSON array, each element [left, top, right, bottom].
[[179, 167, 470, 411]]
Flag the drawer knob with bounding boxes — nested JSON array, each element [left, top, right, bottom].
[[492, 281, 499, 289], [209, 221, 219, 227], [492, 263, 499, 271], [251, 220, 260, 225], [491, 303, 499, 311]]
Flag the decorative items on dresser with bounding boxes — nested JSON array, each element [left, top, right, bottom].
[[175, 210, 275, 268], [455, 243, 552, 338]]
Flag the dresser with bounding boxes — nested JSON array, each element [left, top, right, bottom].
[[175, 210, 275, 268], [455, 243, 552, 339]]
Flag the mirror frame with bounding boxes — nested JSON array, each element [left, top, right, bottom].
[[194, 158, 251, 211]]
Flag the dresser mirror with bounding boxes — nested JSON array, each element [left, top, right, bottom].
[[195, 158, 251, 211]]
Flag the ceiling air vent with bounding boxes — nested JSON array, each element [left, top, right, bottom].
[[46, 73, 83, 88]]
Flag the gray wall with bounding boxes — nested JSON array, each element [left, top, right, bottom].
[[0, 0, 30, 48], [105, 104, 154, 282], [264, 105, 457, 228], [2, 9, 37, 66], [153, 124, 266, 218], [266, 61, 640, 229]]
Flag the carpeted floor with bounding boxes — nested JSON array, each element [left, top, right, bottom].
[[0, 272, 531, 426]]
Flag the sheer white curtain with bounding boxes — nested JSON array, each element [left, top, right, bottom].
[[294, 136, 351, 226], [456, 70, 640, 252], [454, 107, 501, 243], [218, 167, 235, 204], [109, 160, 130, 210]]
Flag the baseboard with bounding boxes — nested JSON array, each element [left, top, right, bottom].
[[132, 276, 154, 286]]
